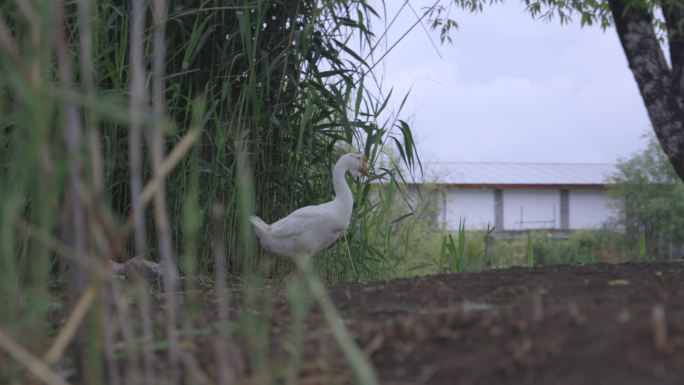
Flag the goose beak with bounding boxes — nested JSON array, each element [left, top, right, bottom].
[[359, 157, 369, 177]]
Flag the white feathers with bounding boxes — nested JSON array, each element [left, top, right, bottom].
[[250, 153, 368, 261]]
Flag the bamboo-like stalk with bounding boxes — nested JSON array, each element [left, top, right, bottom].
[[129, 0, 148, 257], [212, 203, 236, 385], [102, 303, 121, 385], [149, 0, 181, 382], [52, 0, 90, 379], [76, 0, 94, 95], [53, 0, 87, 253], [110, 280, 143, 385], [136, 282, 156, 385], [76, 4, 113, 384], [128, 4, 156, 383]]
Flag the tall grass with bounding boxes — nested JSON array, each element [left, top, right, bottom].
[[0, 0, 423, 384]]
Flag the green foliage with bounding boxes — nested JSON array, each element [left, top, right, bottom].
[[438, 219, 495, 273], [425, 0, 684, 47], [442, 218, 467, 272], [361, 180, 631, 277], [522, 0, 613, 27], [493, 230, 628, 267], [0, 0, 421, 282], [607, 135, 684, 259], [425, 0, 614, 43], [526, 234, 535, 267]]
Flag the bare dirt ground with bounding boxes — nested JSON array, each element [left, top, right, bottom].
[[104, 261, 683, 385], [192, 261, 684, 385]]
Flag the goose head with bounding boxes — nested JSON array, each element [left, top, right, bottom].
[[339, 153, 369, 177]]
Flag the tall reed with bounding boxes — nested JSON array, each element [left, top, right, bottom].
[[0, 0, 424, 384]]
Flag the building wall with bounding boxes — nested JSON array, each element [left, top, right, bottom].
[[568, 189, 616, 229], [441, 187, 617, 231], [502, 189, 560, 230], [444, 189, 495, 230]]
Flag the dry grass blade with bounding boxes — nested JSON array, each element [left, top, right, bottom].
[[141, 128, 200, 205], [0, 328, 73, 385], [43, 284, 97, 366], [294, 255, 379, 385], [14, 220, 112, 282]]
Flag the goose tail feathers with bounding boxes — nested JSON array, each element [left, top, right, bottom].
[[249, 215, 270, 238]]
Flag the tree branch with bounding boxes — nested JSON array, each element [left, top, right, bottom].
[[662, 1, 684, 95], [609, 0, 684, 179]]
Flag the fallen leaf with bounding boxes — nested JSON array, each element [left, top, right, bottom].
[[608, 279, 630, 286]]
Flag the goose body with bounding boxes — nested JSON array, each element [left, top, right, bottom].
[[250, 153, 369, 261]]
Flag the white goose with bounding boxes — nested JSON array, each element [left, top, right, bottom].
[[250, 153, 369, 261]]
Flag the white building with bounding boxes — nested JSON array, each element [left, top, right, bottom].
[[413, 162, 619, 232]]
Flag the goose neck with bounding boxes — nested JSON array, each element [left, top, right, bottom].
[[332, 161, 353, 209]]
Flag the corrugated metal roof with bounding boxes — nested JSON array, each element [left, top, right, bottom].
[[417, 162, 618, 186]]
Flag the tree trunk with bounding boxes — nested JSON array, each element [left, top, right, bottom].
[[608, 0, 684, 180]]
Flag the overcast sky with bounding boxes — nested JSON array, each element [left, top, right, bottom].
[[368, 0, 652, 164]]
